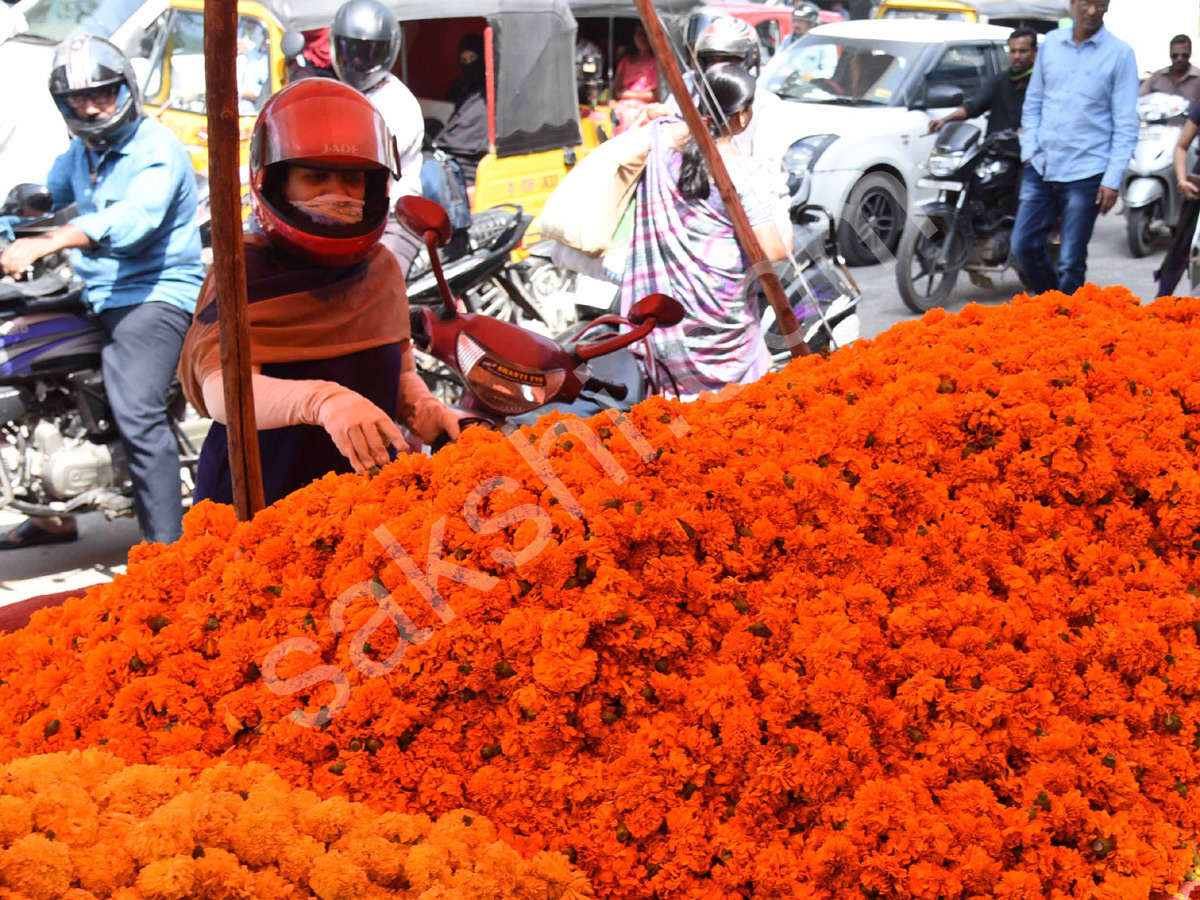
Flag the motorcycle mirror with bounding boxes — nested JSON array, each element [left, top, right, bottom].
[[281, 30, 306, 61], [0, 183, 53, 218], [628, 293, 685, 328], [395, 196, 453, 248]]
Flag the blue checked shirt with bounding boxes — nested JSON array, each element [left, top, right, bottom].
[[45, 117, 205, 315], [1019, 24, 1140, 191]]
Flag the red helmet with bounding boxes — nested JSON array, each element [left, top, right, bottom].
[[248, 79, 400, 266]]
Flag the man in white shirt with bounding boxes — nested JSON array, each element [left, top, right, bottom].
[[330, 0, 425, 273]]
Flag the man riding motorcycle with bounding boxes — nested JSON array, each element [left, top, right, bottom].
[[330, 0, 425, 273], [0, 36, 204, 549]]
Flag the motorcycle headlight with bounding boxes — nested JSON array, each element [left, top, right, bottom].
[[927, 150, 965, 178], [975, 158, 1011, 183], [455, 332, 566, 415]]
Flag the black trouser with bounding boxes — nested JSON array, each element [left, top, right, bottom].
[[97, 301, 192, 544]]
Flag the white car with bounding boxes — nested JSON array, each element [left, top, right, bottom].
[[0, 0, 166, 199], [760, 19, 1014, 265]]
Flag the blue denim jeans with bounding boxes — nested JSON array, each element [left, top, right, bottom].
[[1011, 164, 1104, 296]]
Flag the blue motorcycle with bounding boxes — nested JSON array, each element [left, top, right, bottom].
[[0, 184, 208, 520]]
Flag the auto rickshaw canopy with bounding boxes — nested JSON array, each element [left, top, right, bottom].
[[273, 0, 581, 158]]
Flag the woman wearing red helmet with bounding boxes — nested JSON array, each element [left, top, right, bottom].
[[179, 79, 462, 506]]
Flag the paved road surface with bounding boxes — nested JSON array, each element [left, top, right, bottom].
[[0, 209, 1169, 606]]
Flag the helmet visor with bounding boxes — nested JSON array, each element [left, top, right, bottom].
[[333, 35, 394, 77]]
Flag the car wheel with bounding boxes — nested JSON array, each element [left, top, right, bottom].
[[838, 172, 906, 267]]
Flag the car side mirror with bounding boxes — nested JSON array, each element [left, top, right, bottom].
[[1, 183, 53, 218], [628, 292, 685, 328], [918, 83, 965, 110], [281, 30, 306, 61], [395, 196, 453, 248]]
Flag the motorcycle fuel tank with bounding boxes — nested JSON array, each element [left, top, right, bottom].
[[0, 313, 102, 381]]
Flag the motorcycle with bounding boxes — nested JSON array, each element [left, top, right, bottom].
[[897, 122, 1023, 312], [0, 184, 209, 522], [757, 203, 862, 367], [1122, 92, 1195, 259], [395, 196, 684, 431]]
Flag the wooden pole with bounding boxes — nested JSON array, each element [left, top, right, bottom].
[[631, 0, 808, 358], [204, 0, 265, 519]]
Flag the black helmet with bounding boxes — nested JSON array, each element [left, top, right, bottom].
[[48, 36, 142, 151], [792, 2, 821, 27], [331, 0, 401, 92]]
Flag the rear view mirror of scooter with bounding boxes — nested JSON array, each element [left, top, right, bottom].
[[395, 196, 457, 317]]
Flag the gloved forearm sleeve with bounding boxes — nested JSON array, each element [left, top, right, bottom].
[[398, 345, 458, 445], [200, 370, 345, 431]]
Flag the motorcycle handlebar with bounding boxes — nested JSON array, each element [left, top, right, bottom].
[[584, 377, 628, 401], [575, 317, 656, 361]]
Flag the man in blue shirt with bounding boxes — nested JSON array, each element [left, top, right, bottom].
[[0, 36, 204, 548], [1011, 0, 1139, 295]]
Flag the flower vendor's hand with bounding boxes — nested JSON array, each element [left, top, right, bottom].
[[433, 403, 463, 443], [314, 387, 407, 473]]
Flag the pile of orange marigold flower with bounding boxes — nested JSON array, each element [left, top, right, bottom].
[[0, 749, 592, 899], [3, 285, 1200, 899]]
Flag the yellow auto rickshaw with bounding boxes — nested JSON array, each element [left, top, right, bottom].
[[874, 0, 1067, 28], [132, 0, 717, 233]]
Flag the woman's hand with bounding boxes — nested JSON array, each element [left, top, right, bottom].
[[430, 404, 464, 444], [1182, 177, 1200, 202], [315, 387, 408, 473]]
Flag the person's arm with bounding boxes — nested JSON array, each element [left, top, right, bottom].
[[397, 342, 463, 445], [70, 152, 182, 253], [949, 74, 997, 129], [929, 106, 968, 133], [755, 223, 791, 262], [200, 369, 408, 473], [613, 57, 627, 101], [1138, 75, 1154, 97], [1177, 118, 1200, 200], [1020, 49, 1045, 164], [1100, 46, 1142, 212], [44, 148, 75, 212], [0, 223, 93, 276]]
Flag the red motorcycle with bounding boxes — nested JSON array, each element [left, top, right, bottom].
[[397, 197, 684, 432]]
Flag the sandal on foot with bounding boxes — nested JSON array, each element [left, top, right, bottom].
[[0, 519, 79, 550]]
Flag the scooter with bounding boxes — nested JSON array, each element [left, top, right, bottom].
[[758, 203, 862, 366], [0, 184, 210, 520], [1123, 92, 1195, 258], [395, 196, 684, 430]]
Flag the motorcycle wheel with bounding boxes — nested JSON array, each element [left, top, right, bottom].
[[896, 219, 965, 313], [1126, 205, 1154, 258]]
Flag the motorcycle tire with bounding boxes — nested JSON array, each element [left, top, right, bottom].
[[1126, 206, 1153, 259], [896, 219, 965, 313]]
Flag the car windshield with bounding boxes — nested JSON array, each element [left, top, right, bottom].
[[16, 0, 143, 43], [761, 34, 917, 106]]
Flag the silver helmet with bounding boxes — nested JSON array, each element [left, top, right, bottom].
[[331, 0, 402, 92], [693, 16, 761, 76]]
